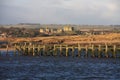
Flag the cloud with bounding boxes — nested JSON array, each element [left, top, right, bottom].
[[0, 0, 120, 24]]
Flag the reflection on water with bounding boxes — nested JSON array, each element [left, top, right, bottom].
[[0, 51, 120, 80]]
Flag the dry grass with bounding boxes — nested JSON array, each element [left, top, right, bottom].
[[0, 33, 120, 44]]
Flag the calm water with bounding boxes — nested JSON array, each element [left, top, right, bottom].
[[0, 51, 120, 80]]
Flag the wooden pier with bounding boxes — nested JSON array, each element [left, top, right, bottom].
[[6, 42, 119, 58], [0, 42, 120, 58]]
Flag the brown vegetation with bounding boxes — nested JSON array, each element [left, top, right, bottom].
[[0, 33, 120, 44]]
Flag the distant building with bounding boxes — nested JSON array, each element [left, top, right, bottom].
[[39, 29, 44, 33], [63, 26, 74, 32], [57, 29, 63, 33], [45, 27, 50, 33], [39, 27, 55, 34], [50, 29, 53, 33], [39, 26, 74, 35]]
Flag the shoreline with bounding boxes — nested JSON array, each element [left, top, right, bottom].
[[0, 48, 15, 51]]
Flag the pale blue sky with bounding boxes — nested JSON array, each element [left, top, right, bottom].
[[0, 0, 120, 25]]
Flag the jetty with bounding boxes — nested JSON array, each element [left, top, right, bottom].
[[1, 41, 119, 58]]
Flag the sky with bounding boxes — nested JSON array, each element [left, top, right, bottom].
[[0, 0, 120, 25]]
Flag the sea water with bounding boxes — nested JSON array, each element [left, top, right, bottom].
[[0, 51, 120, 80]]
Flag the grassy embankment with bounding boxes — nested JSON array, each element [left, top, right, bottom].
[[0, 33, 120, 44]]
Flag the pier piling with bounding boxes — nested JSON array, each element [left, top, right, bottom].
[[6, 45, 9, 56], [78, 44, 81, 57], [66, 45, 68, 57], [85, 45, 88, 58], [113, 45, 116, 58], [60, 45, 62, 56], [91, 45, 95, 58], [98, 45, 101, 58], [9, 42, 120, 58], [14, 44, 16, 56], [105, 44, 108, 58]]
